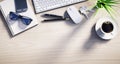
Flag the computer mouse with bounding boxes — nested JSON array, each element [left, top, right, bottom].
[[67, 6, 83, 24]]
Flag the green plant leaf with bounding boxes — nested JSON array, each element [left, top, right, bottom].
[[94, 0, 119, 16]]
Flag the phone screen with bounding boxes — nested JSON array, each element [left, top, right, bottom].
[[14, 0, 28, 13]]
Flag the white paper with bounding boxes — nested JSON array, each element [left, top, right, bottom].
[[0, 0, 38, 36]]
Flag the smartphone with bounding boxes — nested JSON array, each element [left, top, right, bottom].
[[14, 0, 28, 13]]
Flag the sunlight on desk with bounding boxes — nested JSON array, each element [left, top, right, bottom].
[[0, 0, 120, 64]]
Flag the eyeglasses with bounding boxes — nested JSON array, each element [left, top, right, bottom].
[[9, 12, 33, 25]]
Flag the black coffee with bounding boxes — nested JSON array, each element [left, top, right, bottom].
[[102, 21, 114, 33]]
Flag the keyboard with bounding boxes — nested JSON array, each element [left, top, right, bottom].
[[32, 0, 87, 13]]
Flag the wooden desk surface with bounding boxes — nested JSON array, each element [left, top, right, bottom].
[[0, 0, 120, 64]]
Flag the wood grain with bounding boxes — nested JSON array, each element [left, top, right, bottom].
[[0, 0, 120, 64]]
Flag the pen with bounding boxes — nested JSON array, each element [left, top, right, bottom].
[[43, 18, 65, 22], [43, 14, 63, 18], [43, 18, 70, 22]]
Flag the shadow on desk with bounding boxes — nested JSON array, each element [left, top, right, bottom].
[[63, 8, 109, 52], [82, 25, 109, 52], [0, 11, 12, 38], [37, 25, 109, 64]]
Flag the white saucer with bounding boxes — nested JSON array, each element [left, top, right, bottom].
[[95, 17, 119, 40]]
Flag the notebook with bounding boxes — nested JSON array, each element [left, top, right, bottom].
[[0, 0, 38, 36]]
